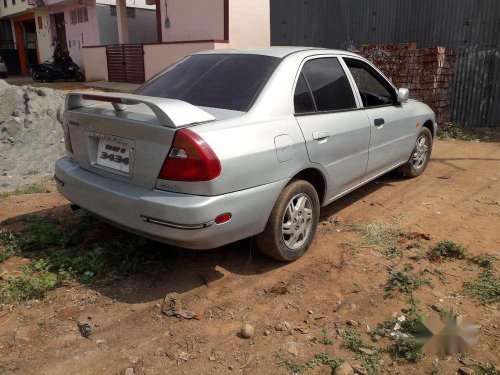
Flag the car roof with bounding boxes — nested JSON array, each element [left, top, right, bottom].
[[195, 46, 361, 59]]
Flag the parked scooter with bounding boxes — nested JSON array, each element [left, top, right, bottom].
[[30, 45, 84, 82]]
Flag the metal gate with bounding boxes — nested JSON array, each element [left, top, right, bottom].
[[106, 44, 145, 84]]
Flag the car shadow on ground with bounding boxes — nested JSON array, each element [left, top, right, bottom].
[[2, 170, 407, 305]]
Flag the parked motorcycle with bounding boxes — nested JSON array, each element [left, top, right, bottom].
[[30, 57, 84, 83]]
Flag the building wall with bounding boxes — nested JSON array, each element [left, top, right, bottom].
[[160, 0, 224, 42], [96, 4, 157, 45], [143, 41, 216, 79], [82, 45, 107, 81], [226, 0, 270, 48], [0, 0, 32, 18], [34, 9, 52, 62], [47, 4, 100, 68]]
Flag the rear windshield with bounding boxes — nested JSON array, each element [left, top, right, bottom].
[[135, 54, 280, 112]]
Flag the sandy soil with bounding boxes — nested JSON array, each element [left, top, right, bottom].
[[0, 139, 499, 375]]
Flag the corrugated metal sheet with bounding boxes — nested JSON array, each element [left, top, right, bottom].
[[271, 0, 500, 127]]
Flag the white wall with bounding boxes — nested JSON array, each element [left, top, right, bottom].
[[0, 0, 32, 18], [96, 4, 157, 45], [48, 4, 100, 68], [160, 0, 224, 42], [34, 9, 53, 62]]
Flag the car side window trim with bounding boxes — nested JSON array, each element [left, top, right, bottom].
[[340, 56, 399, 108], [291, 54, 363, 116]]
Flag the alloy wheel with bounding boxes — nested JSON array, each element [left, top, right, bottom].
[[281, 193, 313, 250], [412, 135, 429, 169]]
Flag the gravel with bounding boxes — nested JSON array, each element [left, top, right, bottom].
[[0, 79, 65, 191]]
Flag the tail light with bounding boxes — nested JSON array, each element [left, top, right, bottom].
[[158, 129, 221, 181], [62, 120, 73, 155]]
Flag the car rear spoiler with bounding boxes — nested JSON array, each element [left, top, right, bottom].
[[65, 92, 215, 128]]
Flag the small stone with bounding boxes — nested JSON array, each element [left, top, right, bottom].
[[372, 335, 382, 342], [179, 352, 189, 361], [335, 362, 354, 375], [264, 330, 271, 336], [124, 368, 134, 375], [459, 358, 475, 366], [358, 348, 375, 355], [96, 339, 106, 345], [284, 341, 299, 356], [209, 355, 216, 361], [458, 367, 475, 375], [228, 365, 234, 370], [352, 364, 368, 375], [275, 321, 291, 331], [128, 356, 139, 365], [240, 324, 254, 339], [346, 320, 358, 327]]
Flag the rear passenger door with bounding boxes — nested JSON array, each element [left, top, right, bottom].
[[294, 56, 371, 200], [343, 58, 415, 180]]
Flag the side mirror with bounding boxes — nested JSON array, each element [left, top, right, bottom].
[[397, 88, 410, 103]]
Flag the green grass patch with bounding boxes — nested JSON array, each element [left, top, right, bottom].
[[0, 213, 169, 303], [437, 123, 495, 142], [421, 268, 449, 284], [342, 330, 382, 374], [0, 261, 59, 303], [0, 230, 20, 262], [387, 336, 422, 363], [428, 241, 468, 260], [372, 298, 426, 364], [469, 253, 496, 270], [277, 352, 343, 373], [476, 362, 498, 375], [463, 270, 500, 303], [385, 264, 432, 294], [0, 182, 48, 199]]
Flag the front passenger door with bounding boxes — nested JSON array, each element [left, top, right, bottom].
[[294, 57, 371, 200], [343, 58, 416, 180]]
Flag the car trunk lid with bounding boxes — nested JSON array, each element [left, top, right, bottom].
[[64, 92, 217, 190]]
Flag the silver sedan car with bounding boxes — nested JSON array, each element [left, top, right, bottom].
[[55, 47, 435, 261]]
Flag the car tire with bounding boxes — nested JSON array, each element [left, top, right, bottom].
[[398, 127, 433, 178], [257, 179, 320, 262]]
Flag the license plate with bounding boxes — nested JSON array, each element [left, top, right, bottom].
[[96, 138, 131, 173]]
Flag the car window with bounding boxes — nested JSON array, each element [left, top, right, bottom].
[[135, 54, 280, 112], [294, 73, 316, 113], [300, 57, 356, 112], [344, 58, 396, 107]]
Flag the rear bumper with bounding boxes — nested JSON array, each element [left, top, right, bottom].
[[54, 157, 286, 249]]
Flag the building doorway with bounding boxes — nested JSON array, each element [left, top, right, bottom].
[[13, 14, 39, 75], [52, 12, 67, 48], [23, 19, 38, 66]]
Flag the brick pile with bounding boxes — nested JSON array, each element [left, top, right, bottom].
[[357, 43, 456, 124]]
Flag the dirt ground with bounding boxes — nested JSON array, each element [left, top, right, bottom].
[[0, 139, 499, 375]]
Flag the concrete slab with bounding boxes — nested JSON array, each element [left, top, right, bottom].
[[84, 80, 140, 93]]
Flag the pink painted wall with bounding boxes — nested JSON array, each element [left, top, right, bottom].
[[144, 42, 217, 79], [160, 0, 224, 42], [83, 46, 108, 81], [47, 2, 100, 69], [226, 0, 270, 48]]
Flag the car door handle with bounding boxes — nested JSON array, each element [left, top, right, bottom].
[[374, 118, 385, 127], [313, 131, 329, 140]]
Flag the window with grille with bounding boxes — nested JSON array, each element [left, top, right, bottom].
[[3, 0, 7, 8], [110, 5, 136, 18], [70, 7, 88, 24]]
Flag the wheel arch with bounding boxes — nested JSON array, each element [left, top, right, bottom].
[[290, 167, 328, 206], [422, 119, 435, 139]]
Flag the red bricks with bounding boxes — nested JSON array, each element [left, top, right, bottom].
[[357, 43, 456, 124]]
